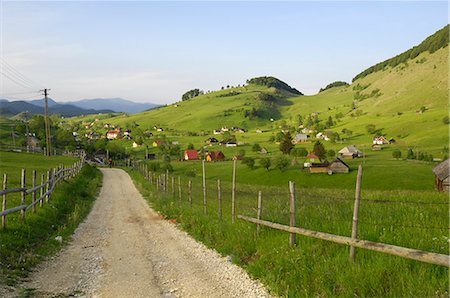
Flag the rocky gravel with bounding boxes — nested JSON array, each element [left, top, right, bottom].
[[2, 168, 272, 298]]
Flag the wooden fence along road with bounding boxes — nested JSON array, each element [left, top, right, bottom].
[[1, 156, 85, 228], [128, 159, 450, 268]]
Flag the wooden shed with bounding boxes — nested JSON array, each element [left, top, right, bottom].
[[328, 158, 350, 173], [309, 161, 329, 173], [432, 159, 449, 192]]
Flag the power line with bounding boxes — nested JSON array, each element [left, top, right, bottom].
[[0, 70, 36, 90], [0, 58, 38, 88]]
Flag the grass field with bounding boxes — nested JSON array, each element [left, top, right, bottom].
[[0, 163, 102, 286], [127, 164, 448, 297]]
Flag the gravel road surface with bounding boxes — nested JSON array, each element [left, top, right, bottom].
[[4, 168, 271, 298]]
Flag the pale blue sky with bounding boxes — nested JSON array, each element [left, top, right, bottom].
[[1, 1, 448, 104]]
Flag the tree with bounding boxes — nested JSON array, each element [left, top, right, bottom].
[[392, 149, 402, 160], [296, 114, 303, 127], [181, 89, 203, 101], [239, 149, 246, 157], [366, 124, 377, 134], [279, 132, 294, 154], [290, 147, 308, 157], [443, 116, 449, 124], [407, 148, 415, 159], [327, 149, 336, 159], [274, 155, 290, 172], [241, 157, 255, 169], [259, 157, 271, 171], [252, 143, 261, 152], [313, 141, 326, 160], [326, 116, 334, 127], [187, 143, 194, 150]]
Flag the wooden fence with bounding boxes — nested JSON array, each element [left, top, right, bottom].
[[1, 156, 85, 228], [129, 159, 449, 268]]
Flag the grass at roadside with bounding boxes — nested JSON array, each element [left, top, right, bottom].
[[127, 166, 448, 297], [0, 164, 102, 286]]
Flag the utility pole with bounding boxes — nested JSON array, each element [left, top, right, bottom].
[[41, 89, 52, 156]]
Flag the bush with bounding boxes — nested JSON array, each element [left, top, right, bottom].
[[252, 143, 262, 152], [290, 147, 308, 157], [259, 157, 271, 171], [148, 161, 161, 172], [274, 155, 290, 172], [392, 149, 402, 160], [327, 150, 336, 158], [241, 157, 255, 169], [443, 116, 449, 124]]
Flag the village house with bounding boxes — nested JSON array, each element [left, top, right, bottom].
[[256, 129, 263, 133], [293, 133, 309, 144], [328, 158, 350, 173], [260, 147, 268, 154], [27, 136, 40, 151], [106, 129, 121, 140], [132, 141, 141, 148], [152, 140, 165, 147], [304, 152, 321, 168], [124, 129, 131, 136], [301, 127, 314, 134], [309, 161, 330, 173], [316, 132, 330, 141], [225, 142, 237, 147], [432, 159, 449, 192], [206, 137, 219, 145], [184, 150, 199, 161], [373, 136, 388, 145], [206, 151, 225, 162], [221, 126, 229, 132], [371, 144, 382, 151], [338, 145, 363, 159], [213, 129, 222, 135]]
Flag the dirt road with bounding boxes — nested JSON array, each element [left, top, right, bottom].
[[13, 168, 271, 297]]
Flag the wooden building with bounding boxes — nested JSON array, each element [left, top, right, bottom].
[[432, 159, 449, 192], [206, 151, 225, 162], [309, 161, 330, 173], [328, 158, 350, 173]]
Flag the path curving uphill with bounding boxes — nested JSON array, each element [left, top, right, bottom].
[[14, 168, 272, 297]]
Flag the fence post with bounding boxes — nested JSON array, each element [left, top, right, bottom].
[[172, 176, 175, 196], [149, 171, 153, 186], [232, 159, 237, 223], [166, 169, 169, 192], [202, 160, 207, 214], [46, 170, 50, 203], [40, 174, 44, 207], [188, 180, 192, 208], [289, 181, 296, 247], [350, 165, 363, 262], [2, 174, 7, 229], [32, 170, 37, 213], [178, 176, 182, 200], [21, 169, 26, 222], [257, 191, 262, 236], [217, 179, 222, 219]]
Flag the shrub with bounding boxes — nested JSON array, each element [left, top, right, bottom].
[[443, 116, 449, 124], [274, 155, 290, 172], [148, 161, 161, 172], [259, 157, 271, 171], [252, 143, 262, 152], [241, 157, 255, 169], [392, 149, 402, 160]]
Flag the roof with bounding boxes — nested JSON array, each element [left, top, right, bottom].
[[295, 133, 308, 140], [107, 129, 121, 134], [433, 159, 449, 180], [306, 152, 319, 159], [184, 150, 198, 159], [338, 145, 360, 154], [330, 157, 350, 168]]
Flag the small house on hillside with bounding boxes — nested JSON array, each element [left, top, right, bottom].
[[225, 142, 237, 147], [304, 152, 321, 168], [293, 133, 309, 144], [106, 129, 121, 140], [373, 136, 388, 145], [338, 145, 363, 159], [309, 161, 330, 173], [432, 159, 449, 192], [132, 141, 141, 148], [184, 150, 199, 161], [206, 137, 219, 145], [152, 140, 165, 147], [371, 144, 382, 151], [206, 151, 225, 162], [27, 136, 40, 151], [328, 158, 350, 173]]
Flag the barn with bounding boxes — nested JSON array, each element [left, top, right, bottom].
[[328, 158, 350, 173], [432, 159, 449, 192]]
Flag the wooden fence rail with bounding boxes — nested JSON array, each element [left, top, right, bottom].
[[238, 215, 450, 267], [1, 156, 85, 228]]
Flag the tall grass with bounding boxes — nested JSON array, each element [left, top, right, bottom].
[[128, 167, 448, 297], [0, 165, 102, 286]]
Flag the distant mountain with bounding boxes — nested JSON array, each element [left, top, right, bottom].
[[0, 99, 114, 117], [66, 98, 160, 114]]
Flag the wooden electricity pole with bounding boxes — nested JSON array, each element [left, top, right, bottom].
[[41, 89, 52, 156]]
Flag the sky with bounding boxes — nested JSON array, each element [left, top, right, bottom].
[[0, 1, 448, 104]]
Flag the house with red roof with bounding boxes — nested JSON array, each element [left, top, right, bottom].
[[184, 150, 199, 161], [106, 129, 121, 140]]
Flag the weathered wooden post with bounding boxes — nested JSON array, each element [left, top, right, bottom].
[[350, 165, 363, 262], [217, 179, 222, 219], [32, 170, 37, 213], [166, 169, 169, 192], [2, 174, 7, 229], [21, 169, 26, 221], [257, 191, 262, 236], [40, 174, 44, 207], [178, 176, 182, 200], [232, 159, 237, 223], [188, 180, 192, 208], [172, 176, 175, 196], [202, 160, 207, 214], [45, 170, 50, 203], [289, 181, 296, 247], [149, 171, 153, 186]]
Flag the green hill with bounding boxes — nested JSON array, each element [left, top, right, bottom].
[[70, 26, 448, 156]]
